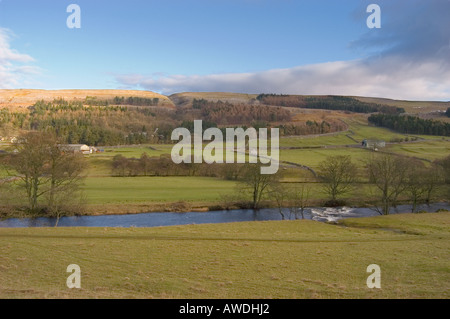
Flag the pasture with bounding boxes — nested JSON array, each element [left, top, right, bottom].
[[0, 212, 448, 299]]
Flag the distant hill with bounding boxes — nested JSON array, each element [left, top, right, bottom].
[[352, 96, 450, 115], [168, 92, 450, 114], [0, 89, 175, 110]]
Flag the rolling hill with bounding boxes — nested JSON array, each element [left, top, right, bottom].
[[168, 92, 449, 113], [0, 89, 175, 110]]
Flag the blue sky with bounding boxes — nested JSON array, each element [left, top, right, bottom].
[[0, 0, 449, 100]]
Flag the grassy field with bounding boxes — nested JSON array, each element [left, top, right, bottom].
[[83, 176, 237, 206], [385, 140, 450, 162], [0, 212, 448, 299], [95, 145, 173, 159]]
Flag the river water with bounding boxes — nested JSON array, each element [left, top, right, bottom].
[[0, 203, 448, 228]]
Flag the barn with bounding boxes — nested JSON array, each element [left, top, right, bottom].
[[60, 144, 91, 155], [362, 139, 386, 150]]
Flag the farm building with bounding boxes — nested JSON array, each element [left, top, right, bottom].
[[362, 139, 386, 149], [60, 144, 91, 155]]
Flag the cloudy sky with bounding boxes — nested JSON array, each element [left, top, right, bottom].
[[0, 0, 449, 100]]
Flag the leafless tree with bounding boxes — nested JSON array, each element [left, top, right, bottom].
[[288, 185, 311, 220], [238, 163, 279, 209], [3, 132, 87, 222], [366, 153, 411, 215], [318, 155, 356, 205], [269, 181, 289, 220]]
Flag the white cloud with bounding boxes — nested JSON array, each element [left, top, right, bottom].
[[115, 0, 450, 101], [0, 28, 39, 89], [115, 57, 450, 101]]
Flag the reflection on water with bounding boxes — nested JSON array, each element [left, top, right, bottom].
[[0, 203, 448, 228]]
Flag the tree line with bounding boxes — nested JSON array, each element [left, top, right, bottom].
[[257, 94, 405, 114], [112, 153, 247, 180], [368, 114, 450, 136], [84, 96, 160, 107], [277, 120, 347, 136]]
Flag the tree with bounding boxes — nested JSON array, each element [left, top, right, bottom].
[[414, 163, 444, 209], [47, 140, 87, 224], [5, 132, 53, 212], [3, 132, 87, 221], [288, 185, 311, 220], [405, 161, 430, 213], [112, 155, 129, 176], [269, 181, 289, 220], [318, 155, 356, 206], [434, 155, 450, 199], [238, 163, 279, 209], [366, 154, 411, 215], [139, 153, 152, 176], [435, 155, 450, 184]]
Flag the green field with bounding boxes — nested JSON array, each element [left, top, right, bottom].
[[385, 140, 450, 162], [83, 176, 237, 205], [280, 148, 371, 170], [0, 212, 448, 299], [95, 145, 173, 159]]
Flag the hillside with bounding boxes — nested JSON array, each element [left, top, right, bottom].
[[1, 90, 448, 115], [168, 92, 449, 117], [0, 89, 175, 110], [353, 96, 450, 114], [169, 92, 260, 108]]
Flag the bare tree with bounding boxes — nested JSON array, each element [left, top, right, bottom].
[[408, 162, 445, 212], [238, 163, 279, 209], [318, 155, 356, 205], [424, 164, 445, 205], [405, 161, 429, 213], [268, 182, 311, 220], [46, 142, 87, 225], [5, 132, 53, 212], [269, 181, 289, 220], [435, 155, 450, 199], [366, 153, 411, 215], [3, 132, 87, 220], [288, 185, 311, 220], [139, 153, 152, 176]]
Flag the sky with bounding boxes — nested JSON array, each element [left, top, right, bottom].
[[0, 0, 449, 101]]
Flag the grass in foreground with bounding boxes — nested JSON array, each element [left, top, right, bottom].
[[0, 212, 448, 299]]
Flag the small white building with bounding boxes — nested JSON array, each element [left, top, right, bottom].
[[60, 144, 91, 155], [362, 139, 386, 149]]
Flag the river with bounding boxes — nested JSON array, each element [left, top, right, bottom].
[[0, 202, 448, 228]]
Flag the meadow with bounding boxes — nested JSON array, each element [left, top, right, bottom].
[[0, 212, 448, 299]]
